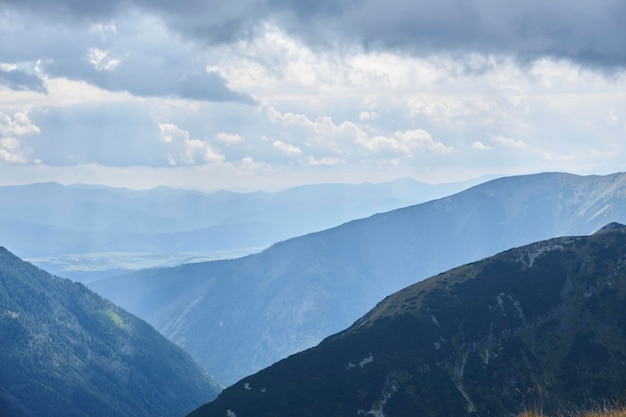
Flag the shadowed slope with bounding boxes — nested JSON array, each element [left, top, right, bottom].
[[190, 224, 626, 417]]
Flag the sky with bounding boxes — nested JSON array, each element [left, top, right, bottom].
[[0, 0, 625, 190]]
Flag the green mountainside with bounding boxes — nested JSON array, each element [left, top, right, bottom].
[[189, 223, 626, 417], [0, 247, 221, 417]]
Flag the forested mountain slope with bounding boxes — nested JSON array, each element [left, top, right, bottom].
[[0, 247, 221, 417]]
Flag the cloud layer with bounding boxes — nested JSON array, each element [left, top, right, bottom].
[[0, 0, 625, 189], [4, 0, 626, 68], [0, 7, 254, 102]]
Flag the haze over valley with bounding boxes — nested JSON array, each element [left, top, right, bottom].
[[0, 177, 481, 281]]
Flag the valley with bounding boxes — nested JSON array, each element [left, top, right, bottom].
[[3, 172, 626, 417], [89, 171, 626, 385], [2, 0, 625, 415], [0, 178, 479, 281]]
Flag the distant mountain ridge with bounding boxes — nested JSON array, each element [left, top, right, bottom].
[[0, 177, 477, 280], [0, 247, 221, 417], [189, 223, 626, 417], [91, 171, 626, 385]]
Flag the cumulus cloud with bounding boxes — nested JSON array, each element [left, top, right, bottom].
[[0, 138, 27, 163], [272, 140, 302, 156], [259, 102, 453, 164], [356, 129, 452, 156], [0, 112, 40, 164], [158, 123, 225, 165], [87, 48, 122, 71], [239, 156, 265, 171], [307, 155, 343, 166], [489, 135, 528, 150], [472, 141, 492, 151], [0, 112, 41, 137], [359, 111, 379, 121], [216, 132, 244, 144]]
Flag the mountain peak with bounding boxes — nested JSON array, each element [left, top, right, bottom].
[[594, 222, 626, 234]]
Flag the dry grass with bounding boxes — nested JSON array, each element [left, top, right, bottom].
[[519, 405, 626, 417], [576, 410, 626, 417]]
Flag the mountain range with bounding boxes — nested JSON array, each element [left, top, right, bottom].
[[0, 177, 478, 281], [188, 223, 626, 417], [90, 171, 626, 385], [0, 247, 221, 417]]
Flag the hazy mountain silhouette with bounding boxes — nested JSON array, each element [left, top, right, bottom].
[[91, 172, 626, 384], [0, 178, 478, 280]]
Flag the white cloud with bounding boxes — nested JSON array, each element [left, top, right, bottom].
[[472, 141, 492, 151], [359, 111, 379, 121], [184, 138, 224, 164], [261, 103, 313, 128], [216, 132, 244, 144], [0, 112, 41, 137], [307, 155, 343, 166], [273, 140, 302, 156], [0, 63, 18, 72], [213, 25, 447, 99], [159, 123, 185, 144], [0, 112, 40, 164], [239, 156, 266, 172], [259, 103, 454, 165], [489, 135, 528, 150], [158, 123, 224, 165], [356, 129, 452, 156], [0, 137, 30, 164], [88, 48, 122, 71]]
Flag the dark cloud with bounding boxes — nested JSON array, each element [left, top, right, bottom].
[[0, 5, 254, 103], [2, 0, 625, 70], [178, 71, 253, 102], [0, 0, 126, 22], [283, 0, 626, 69], [43, 53, 254, 103], [0, 69, 46, 92], [0, 0, 266, 43], [145, 0, 626, 70]]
